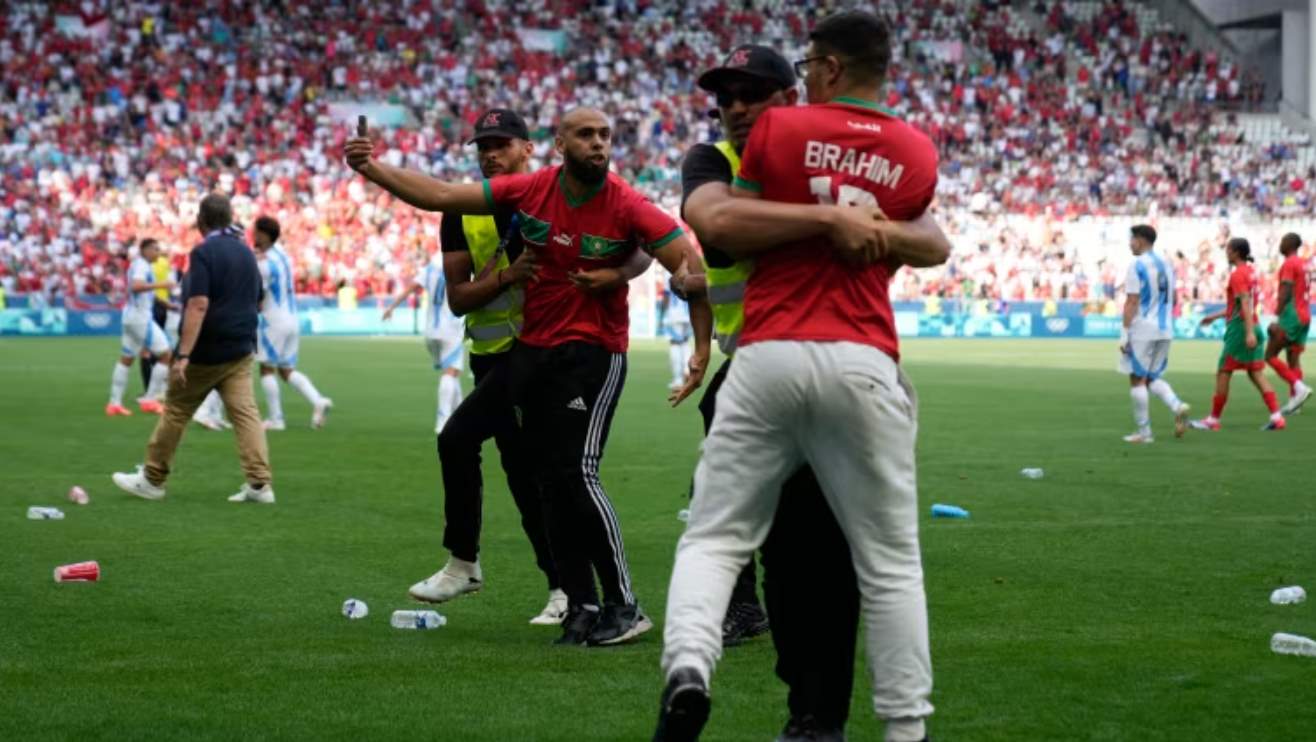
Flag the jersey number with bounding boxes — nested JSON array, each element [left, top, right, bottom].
[[809, 176, 878, 207]]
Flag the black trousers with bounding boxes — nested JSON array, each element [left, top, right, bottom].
[[699, 358, 861, 728], [141, 299, 169, 390], [508, 340, 633, 608], [438, 350, 557, 590]]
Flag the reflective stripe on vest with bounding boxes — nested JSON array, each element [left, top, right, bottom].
[[706, 282, 745, 305], [708, 140, 750, 357], [462, 215, 523, 355], [468, 321, 524, 341]]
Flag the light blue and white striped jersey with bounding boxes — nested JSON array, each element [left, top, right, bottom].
[[259, 245, 297, 319], [123, 257, 155, 319], [663, 292, 691, 326], [1125, 250, 1175, 340], [415, 259, 461, 338]]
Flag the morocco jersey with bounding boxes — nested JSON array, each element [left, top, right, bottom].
[[484, 166, 683, 353], [733, 98, 939, 361], [1226, 263, 1260, 327], [1277, 255, 1310, 324]]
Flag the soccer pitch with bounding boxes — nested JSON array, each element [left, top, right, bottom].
[[4, 337, 1314, 741]]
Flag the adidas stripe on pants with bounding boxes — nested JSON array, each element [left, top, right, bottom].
[[508, 340, 635, 608]]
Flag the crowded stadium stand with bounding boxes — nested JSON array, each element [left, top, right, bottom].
[[1, 0, 1314, 320]]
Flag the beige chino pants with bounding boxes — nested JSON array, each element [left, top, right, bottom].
[[143, 354, 271, 488]]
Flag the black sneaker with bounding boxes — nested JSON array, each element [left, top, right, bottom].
[[775, 715, 846, 741], [554, 604, 600, 646], [586, 603, 654, 646], [721, 601, 770, 646], [653, 667, 710, 742]]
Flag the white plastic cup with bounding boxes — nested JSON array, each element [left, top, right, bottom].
[[341, 598, 369, 619]]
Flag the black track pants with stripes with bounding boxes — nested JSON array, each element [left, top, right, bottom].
[[509, 341, 634, 608]]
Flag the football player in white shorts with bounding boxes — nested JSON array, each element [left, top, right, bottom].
[[383, 256, 467, 433], [107, 239, 174, 416], [251, 216, 332, 431], [1120, 224, 1190, 443]]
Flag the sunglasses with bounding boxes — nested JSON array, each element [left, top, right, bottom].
[[715, 85, 778, 108]]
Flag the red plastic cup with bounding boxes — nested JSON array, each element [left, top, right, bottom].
[[53, 561, 100, 582]]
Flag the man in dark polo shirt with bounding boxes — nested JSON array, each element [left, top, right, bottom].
[[111, 193, 275, 504]]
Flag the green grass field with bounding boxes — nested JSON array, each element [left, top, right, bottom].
[[3, 337, 1315, 741]]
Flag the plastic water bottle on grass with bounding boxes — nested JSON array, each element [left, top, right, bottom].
[[390, 610, 446, 630], [27, 506, 65, 520], [1271, 633, 1316, 657], [1270, 586, 1306, 605], [931, 504, 969, 519]]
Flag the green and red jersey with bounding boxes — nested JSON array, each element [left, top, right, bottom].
[[1226, 263, 1259, 327], [732, 98, 939, 361], [1277, 255, 1310, 325], [484, 166, 682, 352]]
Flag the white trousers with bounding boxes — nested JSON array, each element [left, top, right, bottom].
[[662, 340, 933, 722]]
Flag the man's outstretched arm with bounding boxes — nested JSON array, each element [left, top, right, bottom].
[[344, 136, 491, 214]]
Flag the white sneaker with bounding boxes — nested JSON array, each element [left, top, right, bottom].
[[195, 416, 224, 431], [1174, 403, 1191, 439], [1123, 432, 1154, 444], [262, 419, 286, 432], [312, 398, 333, 429], [1282, 383, 1311, 415], [408, 558, 482, 603], [227, 483, 275, 504], [529, 588, 569, 625], [111, 470, 166, 501]]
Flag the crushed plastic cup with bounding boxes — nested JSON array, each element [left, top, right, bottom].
[[68, 486, 89, 505], [342, 598, 369, 619], [1020, 468, 1044, 479], [53, 561, 100, 582], [931, 503, 969, 519], [27, 506, 65, 520]]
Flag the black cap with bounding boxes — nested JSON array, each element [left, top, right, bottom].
[[697, 45, 796, 94], [466, 109, 530, 144]]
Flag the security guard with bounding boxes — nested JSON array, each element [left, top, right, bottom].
[[401, 109, 565, 624]]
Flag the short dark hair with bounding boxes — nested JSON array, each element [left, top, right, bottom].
[[1130, 224, 1157, 245], [197, 193, 233, 232], [1280, 232, 1302, 253], [139, 238, 159, 252], [255, 216, 281, 244], [808, 11, 892, 84], [1227, 237, 1253, 262]]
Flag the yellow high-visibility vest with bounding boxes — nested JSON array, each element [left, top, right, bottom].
[[462, 215, 523, 355], [707, 140, 752, 356]]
